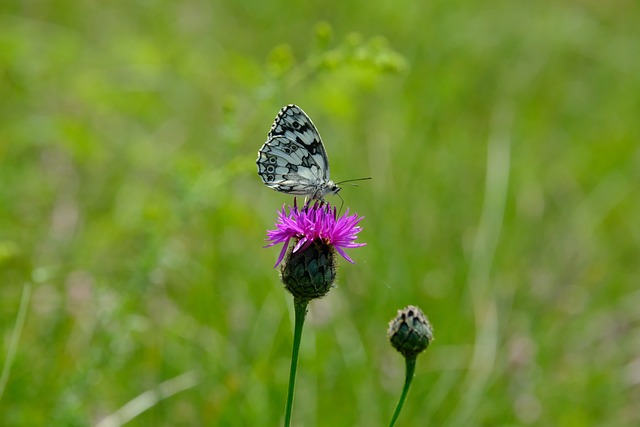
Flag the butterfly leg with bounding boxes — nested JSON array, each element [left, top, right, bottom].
[[336, 193, 345, 216]]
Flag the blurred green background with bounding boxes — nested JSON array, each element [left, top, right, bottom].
[[1, 1, 639, 426]]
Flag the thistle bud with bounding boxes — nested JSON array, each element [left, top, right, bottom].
[[388, 305, 434, 359]]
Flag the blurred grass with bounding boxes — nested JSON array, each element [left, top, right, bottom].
[[1, 0, 639, 426]]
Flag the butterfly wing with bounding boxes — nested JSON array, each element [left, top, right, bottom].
[[267, 105, 331, 178], [257, 136, 327, 195], [257, 105, 334, 196]]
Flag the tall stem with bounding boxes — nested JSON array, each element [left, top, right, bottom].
[[284, 298, 308, 427], [388, 356, 417, 427]]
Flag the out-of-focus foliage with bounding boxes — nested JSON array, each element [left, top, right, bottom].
[[1, 1, 639, 426]]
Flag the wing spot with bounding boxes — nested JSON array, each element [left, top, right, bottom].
[[266, 165, 275, 173], [266, 174, 275, 182]]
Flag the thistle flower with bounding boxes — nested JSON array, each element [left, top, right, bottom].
[[264, 199, 366, 426], [266, 199, 366, 267], [265, 199, 365, 301]]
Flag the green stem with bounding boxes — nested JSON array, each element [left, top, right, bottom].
[[284, 298, 309, 427], [0, 283, 31, 401], [388, 356, 417, 427]]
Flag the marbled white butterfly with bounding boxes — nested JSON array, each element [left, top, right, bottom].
[[257, 104, 341, 201]]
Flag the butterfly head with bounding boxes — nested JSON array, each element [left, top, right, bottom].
[[313, 180, 340, 200], [326, 180, 341, 196]]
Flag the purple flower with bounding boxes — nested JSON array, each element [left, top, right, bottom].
[[266, 199, 366, 268]]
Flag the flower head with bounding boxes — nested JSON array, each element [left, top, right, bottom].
[[266, 199, 366, 268]]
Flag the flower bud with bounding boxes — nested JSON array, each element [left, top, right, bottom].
[[388, 305, 434, 359]]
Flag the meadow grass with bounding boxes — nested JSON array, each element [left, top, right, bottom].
[[1, 1, 639, 425]]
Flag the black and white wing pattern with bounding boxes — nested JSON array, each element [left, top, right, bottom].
[[257, 104, 340, 200]]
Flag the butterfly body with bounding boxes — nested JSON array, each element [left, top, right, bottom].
[[257, 105, 340, 200]]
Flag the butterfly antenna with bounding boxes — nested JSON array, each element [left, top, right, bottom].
[[336, 177, 372, 187]]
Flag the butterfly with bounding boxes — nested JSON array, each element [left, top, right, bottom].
[[256, 104, 341, 201]]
